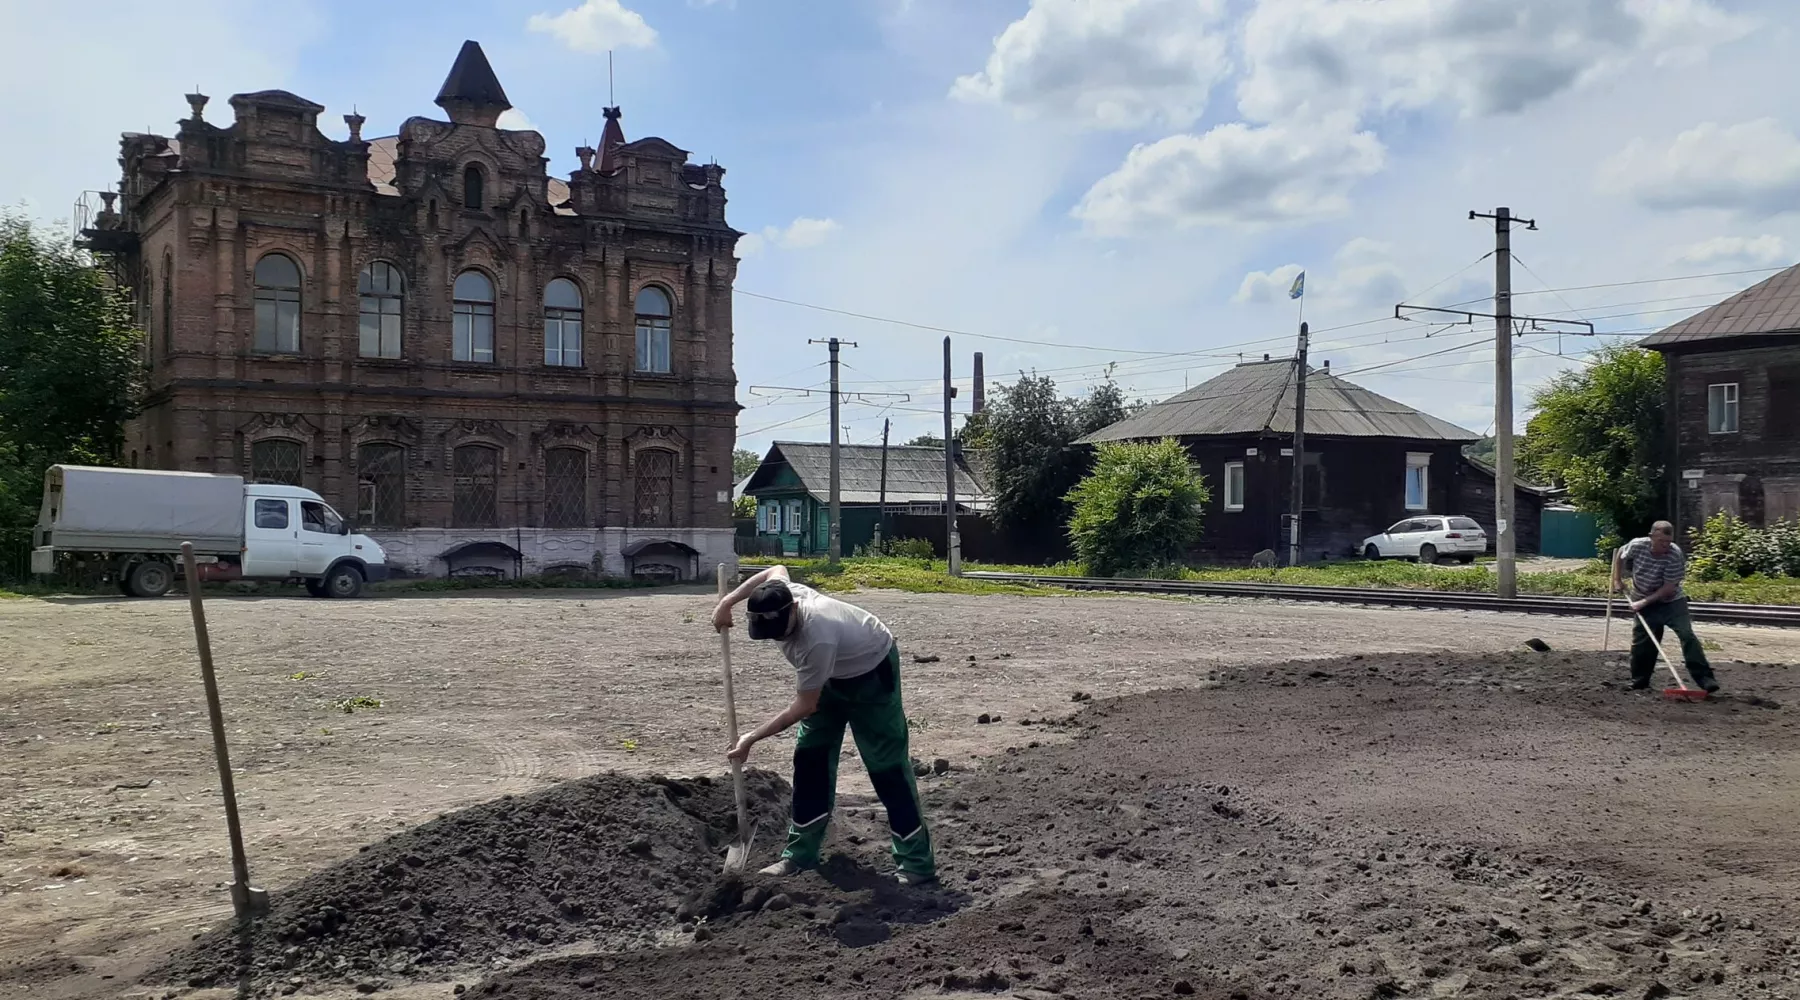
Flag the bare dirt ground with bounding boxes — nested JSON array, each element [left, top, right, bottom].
[[3, 588, 1799, 999]]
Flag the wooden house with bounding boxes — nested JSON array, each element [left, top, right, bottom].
[[1641, 263, 1800, 534], [1078, 359, 1548, 562], [741, 442, 990, 556]]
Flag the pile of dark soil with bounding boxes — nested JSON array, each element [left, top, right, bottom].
[[477, 650, 1800, 1000], [148, 769, 789, 994]]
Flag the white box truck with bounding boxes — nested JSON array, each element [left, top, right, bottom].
[[30, 465, 390, 598]]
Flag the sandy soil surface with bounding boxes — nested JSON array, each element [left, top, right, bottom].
[[3, 588, 1798, 999]]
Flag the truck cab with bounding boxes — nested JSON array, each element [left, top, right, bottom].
[[240, 485, 390, 598]]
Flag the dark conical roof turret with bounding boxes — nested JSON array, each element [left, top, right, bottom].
[[436, 40, 511, 126]]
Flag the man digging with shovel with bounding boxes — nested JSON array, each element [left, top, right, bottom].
[[1613, 521, 1721, 694], [714, 565, 938, 886]]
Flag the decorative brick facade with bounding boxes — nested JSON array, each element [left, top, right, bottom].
[[86, 41, 741, 579]]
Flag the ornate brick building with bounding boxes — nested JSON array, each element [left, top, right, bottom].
[[84, 41, 741, 580]]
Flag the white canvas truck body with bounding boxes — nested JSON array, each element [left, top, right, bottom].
[[31, 466, 388, 598]]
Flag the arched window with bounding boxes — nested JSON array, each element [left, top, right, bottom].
[[160, 251, 174, 360], [357, 443, 406, 528], [464, 164, 484, 210], [543, 278, 583, 367], [250, 438, 304, 485], [453, 270, 496, 363], [253, 253, 301, 353], [358, 262, 404, 359], [452, 444, 499, 527], [634, 286, 672, 374], [543, 447, 588, 528], [634, 448, 676, 527]]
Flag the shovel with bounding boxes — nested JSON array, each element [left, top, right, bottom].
[[716, 564, 756, 871]]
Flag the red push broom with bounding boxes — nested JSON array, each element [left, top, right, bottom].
[[1635, 611, 1709, 702]]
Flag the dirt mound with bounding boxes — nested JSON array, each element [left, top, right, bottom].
[[472, 651, 1800, 1000], [147, 769, 789, 993]]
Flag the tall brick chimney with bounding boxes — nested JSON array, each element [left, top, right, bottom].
[[972, 352, 985, 413]]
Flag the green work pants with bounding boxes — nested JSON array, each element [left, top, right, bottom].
[[781, 644, 935, 878], [1630, 597, 1714, 685]]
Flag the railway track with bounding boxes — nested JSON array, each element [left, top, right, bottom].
[[963, 571, 1800, 628]]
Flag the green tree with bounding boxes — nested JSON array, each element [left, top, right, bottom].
[[984, 374, 1135, 547], [1064, 438, 1208, 576], [732, 494, 757, 519], [1518, 344, 1665, 539], [0, 215, 143, 551], [905, 434, 944, 448], [732, 448, 761, 481]]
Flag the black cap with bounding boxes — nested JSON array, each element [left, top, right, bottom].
[[745, 580, 795, 640]]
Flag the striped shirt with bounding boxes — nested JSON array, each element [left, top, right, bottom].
[[1620, 537, 1686, 601]]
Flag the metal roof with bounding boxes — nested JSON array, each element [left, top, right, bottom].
[[743, 442, 990, 506], [1078, 359, 1479, 444], [1641, 261, 1800, 348]]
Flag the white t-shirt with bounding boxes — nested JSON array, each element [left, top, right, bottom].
[[778, 583, 894, 692]]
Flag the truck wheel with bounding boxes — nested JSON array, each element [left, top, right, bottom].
[[128, 560, 174, 598], [324, 564, 364, 599]]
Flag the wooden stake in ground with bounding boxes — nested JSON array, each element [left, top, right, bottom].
[[180, 542, 269, 919], [716, 563, 755, 871]]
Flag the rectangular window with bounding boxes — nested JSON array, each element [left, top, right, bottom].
[[359, 295, 402, 358], [1708, 382, 1739, 434], [543, 448, 588, 528], [1223, 461, 1245, 511], [633, 449, 676, 527], [452, 446, 499, 528], [253, 498, 289, 530], [254, 295, 300, 353], [1405, 452, 1430, 511], [787, 499, 803, 535], [545, 314, 582, 367], [454, 303, 495, 363], [356, 444, 405, 528], [300, 500, 343, 535], [636, 322, 671, 373]]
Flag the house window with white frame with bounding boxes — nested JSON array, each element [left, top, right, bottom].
[[1708, 382, 1739, 434], [1223, 461, 1245, 511], [1405, 452, 1430, 511]]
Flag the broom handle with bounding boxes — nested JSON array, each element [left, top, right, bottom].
[[717, 564, 750, 838], [1635, 610, 1693, 691]]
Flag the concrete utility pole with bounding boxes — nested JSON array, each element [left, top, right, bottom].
[[1289, 321, 1310, 569], [943, 336, 961, 576], [1393, 211, 1587, 601], [972, 352, 986, 413], [876, 417, 890, 550], [809, 337, 857, 566], [1471, 208, 1530, 600]]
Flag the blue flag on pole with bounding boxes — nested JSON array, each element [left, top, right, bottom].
[[1288, 270, 1305, 300]]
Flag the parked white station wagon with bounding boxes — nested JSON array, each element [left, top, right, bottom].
[[1362, 515, 1488, 564]]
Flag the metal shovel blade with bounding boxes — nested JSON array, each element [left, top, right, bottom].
[[723, 823, 757, 873]]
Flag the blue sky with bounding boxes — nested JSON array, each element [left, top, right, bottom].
[[7, 0, 1800, 457]]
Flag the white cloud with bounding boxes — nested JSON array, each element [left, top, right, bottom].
[[1237, 0, 1750, 124], [1234, 264, 1303, 304], [1604, 118, 1800, 215], [527, 0, 658, 53], [950, 0, 1231, 129], [737, 217, 842, 256], [496, 108, 538, 132], [1072, 117, 1385, 235], [1672, 234, 1790, 267]]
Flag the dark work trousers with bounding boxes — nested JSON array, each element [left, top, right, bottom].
[[1630, 597, 1714, 685]]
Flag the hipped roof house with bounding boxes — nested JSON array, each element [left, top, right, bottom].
[[1077, 358, 1548, 561]]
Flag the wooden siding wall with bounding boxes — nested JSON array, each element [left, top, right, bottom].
[[1664, 342, 1800, 537]]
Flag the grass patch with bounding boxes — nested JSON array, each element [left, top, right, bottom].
[[333, 695, 383, 714], [741, 554, 1800, 605]]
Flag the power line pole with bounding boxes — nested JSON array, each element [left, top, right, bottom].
[[875, 418, 891, 550], [943, 336, 961, 576], [809, 337, 857, 566], [1289, 321, 1309, 569], [1471, 207, 1531, 600]]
